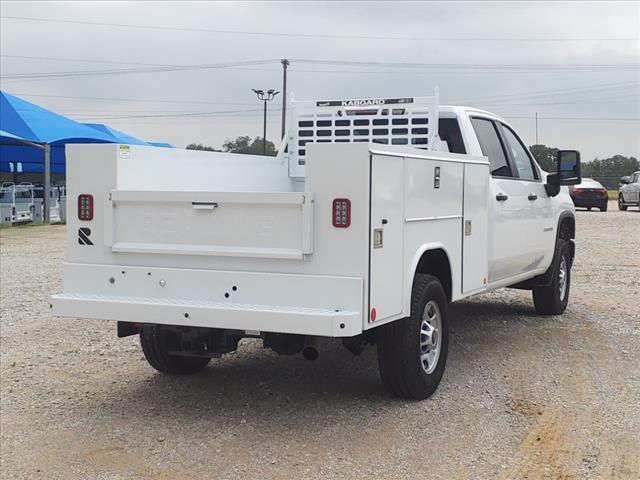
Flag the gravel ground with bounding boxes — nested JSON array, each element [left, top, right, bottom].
[[1, 201, 639, 480]]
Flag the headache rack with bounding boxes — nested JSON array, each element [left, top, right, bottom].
[[281, 89, 441, 178]]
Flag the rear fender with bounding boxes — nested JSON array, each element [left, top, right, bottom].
[[405, 242, 453, 313]]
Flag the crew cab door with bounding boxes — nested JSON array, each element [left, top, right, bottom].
[[497, 123, 555, 269], [470, 117, 540, 282], [625, 172, 640, 202]]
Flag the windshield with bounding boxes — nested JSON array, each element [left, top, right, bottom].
[[15, 190, 33, 199]]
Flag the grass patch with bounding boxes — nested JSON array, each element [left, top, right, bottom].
[[0, 221, 66, 230], [608, 190, 619, 200]]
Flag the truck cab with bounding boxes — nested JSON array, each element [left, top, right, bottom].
[[51, 93, 580, 400]]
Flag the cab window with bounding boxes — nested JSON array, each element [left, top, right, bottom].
[[438, 118, 466, 154], [470, 117, 512, 177], [500, 125, 539, 181]]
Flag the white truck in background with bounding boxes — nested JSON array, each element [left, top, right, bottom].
[[0, 182, 35, 225], [52, 94, 581, 399]]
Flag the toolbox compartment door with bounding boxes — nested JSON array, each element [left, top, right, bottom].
[[369, 154, 405, 322], [462, 163, 489, 293], [106, 190, 313, 260]]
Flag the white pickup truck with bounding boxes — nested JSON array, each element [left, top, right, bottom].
[[52, 94, 581, 399]]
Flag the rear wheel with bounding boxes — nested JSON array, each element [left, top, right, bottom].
[[140, 325, 210, 374], [600, 204, 608, 212], [618, 194, 628, 211], [377, 274, 449, 400], [532, 241, 571, 315]]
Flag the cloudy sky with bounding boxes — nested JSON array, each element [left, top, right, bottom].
[[1, 1, 638, 160]]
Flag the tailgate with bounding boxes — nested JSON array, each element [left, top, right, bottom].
[[105, 190, 314, 260]]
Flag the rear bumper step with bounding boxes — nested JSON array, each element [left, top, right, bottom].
[[51, 263, 364, 337]]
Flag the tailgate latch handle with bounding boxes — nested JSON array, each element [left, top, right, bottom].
[[192, 202, 219, 210]]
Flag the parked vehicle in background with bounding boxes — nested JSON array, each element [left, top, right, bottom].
[[0, 182, 35, 224], [32, 184, 67, 223], [52, 94, 582, 400], [569, 178, 608, 211], [618, 171, 640, 211]]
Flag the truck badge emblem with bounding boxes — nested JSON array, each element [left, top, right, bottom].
[[78, 228, 93, 245]]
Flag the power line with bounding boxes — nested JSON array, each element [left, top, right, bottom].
[[10, 82, 638, 111], [291, 59, 639, 71], [3, 55, 640, 79], [69, 108, 266, 120], [0, 59, 280, 80], [3, 61, 636, 81], [451, 81, 640, 103], [7, 92, 263, 106], [503, 116, 639, 121], [2, 15, 636, 42], [1, 54, 172, 67]]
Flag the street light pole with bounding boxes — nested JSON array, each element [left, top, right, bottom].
[[281, 59, 289, 139], [252, 88, 280, 156], [263, 99, 267, 155]]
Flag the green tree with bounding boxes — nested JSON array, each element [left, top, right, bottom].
[[222, 136, 277, 156], [581, 155, 639, 178], [186, 143, 220, 152], [529, 144, 558, 172]]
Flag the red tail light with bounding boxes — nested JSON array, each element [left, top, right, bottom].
[[332, 198, 351, 228], [571, 188, 582, 196], [78, 194, 94, 220], [600, 189, 608, 198]]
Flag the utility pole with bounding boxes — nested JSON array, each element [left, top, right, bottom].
[[535, 112, 539, 145], [281, 59, 289, 140], [252, 88, 280, 155], [43, 143, 50, 223]]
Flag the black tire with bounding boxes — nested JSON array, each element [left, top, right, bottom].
[[140, 325, 210, 374], [587, 207, 592, 211], [600, 204, 608, 212], [377, 274, 449, 400], [618, 194, 628, 211], [532, 241, 572, 315]]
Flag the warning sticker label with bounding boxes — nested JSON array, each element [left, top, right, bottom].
[[119, 145, 130, 159]]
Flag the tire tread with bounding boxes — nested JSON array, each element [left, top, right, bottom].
[[140, 326, 210, 374], [377, 274, 448, 400]]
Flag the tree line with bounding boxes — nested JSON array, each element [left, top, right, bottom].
[[529, 145, 638, 178], [186, 136, 277, 156], [187, 137, 638, 178]]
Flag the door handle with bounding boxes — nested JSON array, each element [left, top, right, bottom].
[[528, 194, 538, 201], [192, 202, 219, 210], [496, 193, 508, 201]]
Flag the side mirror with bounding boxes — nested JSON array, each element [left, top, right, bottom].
[[547, 150, 581, 186], [620, 176, 630, 185]]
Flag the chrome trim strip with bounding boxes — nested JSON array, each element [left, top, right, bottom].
[[405, 214, 463, 223]]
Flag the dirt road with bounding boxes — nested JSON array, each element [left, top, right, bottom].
[[1, 203, 639, 479]]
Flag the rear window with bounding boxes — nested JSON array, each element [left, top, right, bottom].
[[579, 179, 603, 188]]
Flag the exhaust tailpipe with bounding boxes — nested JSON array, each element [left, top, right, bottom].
[[302, 338, 319, 361]]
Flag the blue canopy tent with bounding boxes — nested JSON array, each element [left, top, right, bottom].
[[148, 141, 174, 148], [82, 123, 149, 145], [1, 91, 172, 221], [1, 91, 116, 221]]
